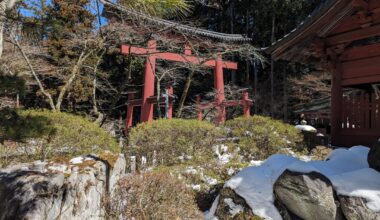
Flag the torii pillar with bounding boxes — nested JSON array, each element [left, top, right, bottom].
[[141, 40, 157, 123], [214, 54, 226, 124], [121, 40, 238, 125]]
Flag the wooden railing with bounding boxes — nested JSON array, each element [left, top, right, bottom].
[[342, 92, 380, 130]]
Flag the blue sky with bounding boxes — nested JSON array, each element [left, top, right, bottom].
[[20, 0, 108, 28]]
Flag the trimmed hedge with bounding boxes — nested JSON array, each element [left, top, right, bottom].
[[0, 109, 119, 165], [225, 116, 304, 160], [128, 119, 225, 166]]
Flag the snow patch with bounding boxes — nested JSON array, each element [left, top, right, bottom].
[[224, 198, 244, 216], [213, 144, 233, 165], [70, 157, 84, 164], [249, 160, 263, 167], [295, 125, 317, 133], [207, 146, 379, 220], [185, 166, 198, 175], [202, 174, 218, 186]]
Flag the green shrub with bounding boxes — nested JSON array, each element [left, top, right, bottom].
[[0, 109, 119, 165], [225, 116, 304, 160], [0, 108, 54, 143], [109, 172, 203, 220], [128, 119, 225, 166]]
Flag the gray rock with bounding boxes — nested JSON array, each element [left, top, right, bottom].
[[368, 139, 380, 172], [274, 170, 344, 220], [0, 153, 127, 220], [339, 195, 380, 220]]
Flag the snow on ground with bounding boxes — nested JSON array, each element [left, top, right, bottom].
[[213, 144, 233, 165], [224, 198, 244, 216], [206, 146, 380, 220], [295, 125, 317, 133], [70, 156, 84, 164]]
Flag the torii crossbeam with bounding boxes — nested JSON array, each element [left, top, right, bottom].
[[122, 40, 241, 131]]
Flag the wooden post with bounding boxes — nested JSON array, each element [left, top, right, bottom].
[[242, 90, 250, 117], [184, 44, 192, 55], [331, 61, 343, 146], [214, 53, 226, 124], [141, 40, 157, 123], [196, 95, 203, 121]]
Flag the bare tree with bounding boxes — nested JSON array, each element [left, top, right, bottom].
[[0, 0, 18, 58]]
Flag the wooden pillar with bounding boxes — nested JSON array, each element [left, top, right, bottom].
[[184, 44, 192, 55], [331, 61, 343, 146], [214, 53, 226, 124], [141, 40, 157, 122], [242, 90, 250, 118]]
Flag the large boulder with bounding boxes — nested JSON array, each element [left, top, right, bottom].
[[274, 170, 344, 220], [338, 195, 380, 220], [0, 153, 126, 220], [368, 139, 380, 172]]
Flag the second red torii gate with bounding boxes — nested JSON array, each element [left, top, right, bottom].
[[122, 40, 239, 126]]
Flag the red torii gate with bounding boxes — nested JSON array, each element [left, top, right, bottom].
[[122, 40, 252, 132]]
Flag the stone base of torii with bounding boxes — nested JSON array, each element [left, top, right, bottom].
[[122, 40, 253, 133]]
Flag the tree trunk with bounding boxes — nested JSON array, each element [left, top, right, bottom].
[[245, 9, 250, 86], [14, 39, 56, 110], [0, 1, 7, 58], [93, 77, 104, 124], [283, 71, 288, 121], [229, 2, 236, 84], [0, 20, 4, 58], [176, 70, 195, 118], [55, 50, 92, 111], [0, 0, 18, 58], [254, 60, 258, 114], [270, 14, 276, 117]]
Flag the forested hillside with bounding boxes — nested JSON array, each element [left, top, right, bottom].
[[0, 0, 326, 125], [1, 1, 380, 220]]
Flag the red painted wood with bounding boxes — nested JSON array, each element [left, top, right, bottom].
[[376, 96, 380, 129], [125, 93, 135, 133], [371, 94, 376, 128], [341, 128, 379, 136], [122, 41, 239, 129], [342, 75, 380, 86], [121, 46, 238, 70], [331, 62, 343, 146], [242, 90, 250, 117], [326, 23, 380, 46], [342, 96, 348, 128], [214, 54, 226, 124], [184, 44, 192, 55], [342, 43, 380, 62], [141, 40, 157, 123], [330, 0, 380, 35]]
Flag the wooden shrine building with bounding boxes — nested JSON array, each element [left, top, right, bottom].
[[268, 0, 380, 147]]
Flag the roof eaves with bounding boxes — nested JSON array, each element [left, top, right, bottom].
[[265, 0, 337, 57]]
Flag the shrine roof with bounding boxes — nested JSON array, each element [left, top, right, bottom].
[[266, 0, 354, 62], [100, 0, 252, 43]]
